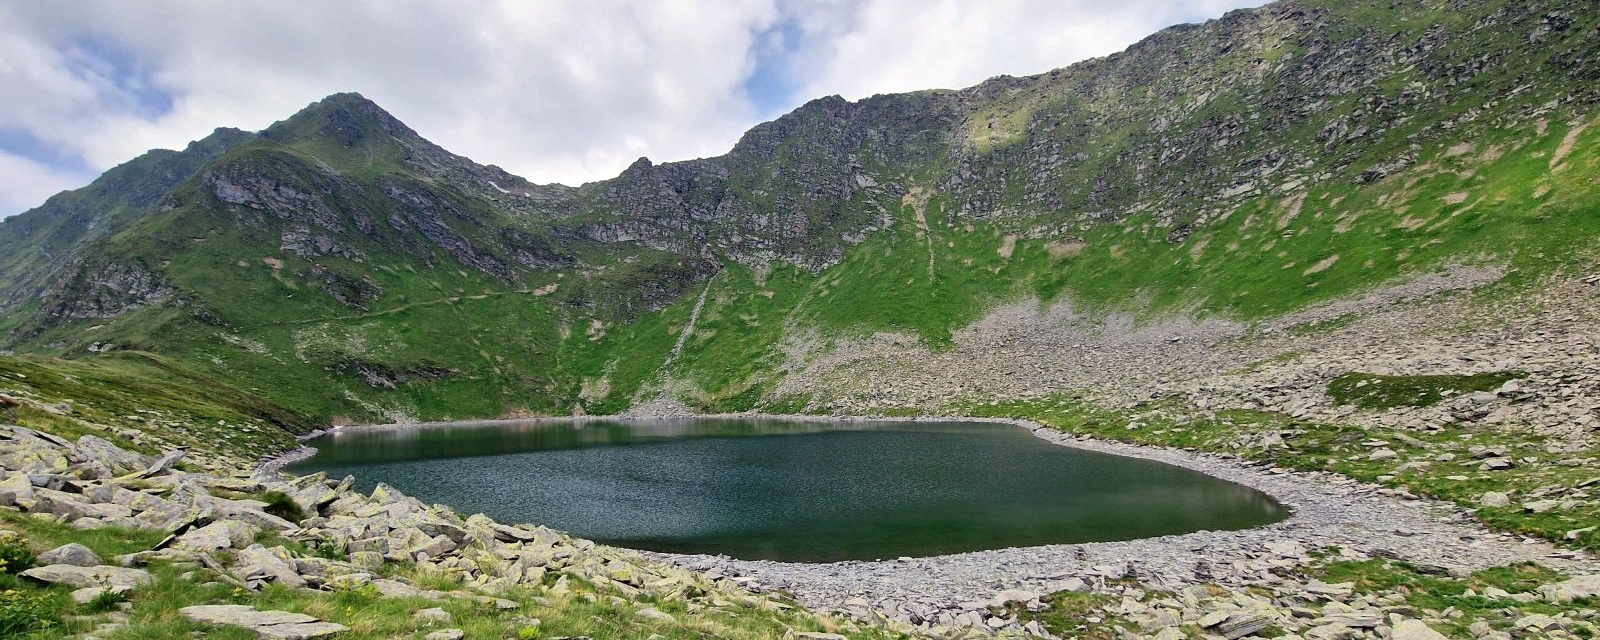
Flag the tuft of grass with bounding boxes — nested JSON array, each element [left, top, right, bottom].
[[82, 588, 128, 614], [1, 512, 169, 561], [1000, 589, 1123, 640], [1326, 371, 1522, 409], [255, 491, 310, 524], [1307, 559, 1579, 638]]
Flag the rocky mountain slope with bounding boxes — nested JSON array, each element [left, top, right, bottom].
[[0, 0, 1597, 426]]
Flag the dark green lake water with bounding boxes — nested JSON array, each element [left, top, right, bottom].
[[290, 419, 1287, 562]]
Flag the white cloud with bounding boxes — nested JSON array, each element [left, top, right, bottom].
[[0, 0, 1266, 218], [0, 0, 782, 217], [785, 0, 1265, 100], [0, 151, 94, 217]]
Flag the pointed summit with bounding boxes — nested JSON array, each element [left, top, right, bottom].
[[183, 127, 253, 156], [261, 92, 422, 149]]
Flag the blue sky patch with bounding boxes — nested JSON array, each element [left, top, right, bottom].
[[744, 19, 809, 118], [0, 127, 93, 174], [65, 36, 176, 120]]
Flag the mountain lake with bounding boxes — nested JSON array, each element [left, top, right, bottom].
[[289, 418, 1288, 562]]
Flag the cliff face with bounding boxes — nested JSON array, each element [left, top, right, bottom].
[[0, 0, 1596, 421]]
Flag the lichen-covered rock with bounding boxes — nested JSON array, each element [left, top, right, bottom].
[[133, 450, 186, 479], [1541, 574, 1600, 603], [74, 435, 154, 474], [174, 520, 259, 552], [39, 543, 102, 567], [234, 544, 307, 588], [413, 607, 452, 625]]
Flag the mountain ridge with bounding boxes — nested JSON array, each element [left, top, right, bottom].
[[0, 0, 1597, 423]]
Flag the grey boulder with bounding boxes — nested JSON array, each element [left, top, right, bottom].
[[38, 542, 102, 567]]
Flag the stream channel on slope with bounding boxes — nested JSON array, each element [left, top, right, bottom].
[[290, 418, 1287, 562]]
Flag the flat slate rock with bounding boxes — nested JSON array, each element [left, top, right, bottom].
[[183, 604, 318, 626], [21, 564, 154, 589], [255, 621, 351, 640], [1392, 619, 1451, 640], [181, 605, 348, 639]]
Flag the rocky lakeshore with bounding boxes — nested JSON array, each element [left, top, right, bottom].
[[0, 422, 909, 639], [12, 394, 1600, 639], [654, 418, 1600, 638], [15, 410, 1600, 640]]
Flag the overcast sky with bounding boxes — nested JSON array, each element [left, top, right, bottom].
[[0, 0, 1264, 218]]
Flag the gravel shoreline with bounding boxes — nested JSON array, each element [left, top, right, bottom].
[[254, 445, 318, 475]]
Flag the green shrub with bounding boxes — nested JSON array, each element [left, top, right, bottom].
[[0, 531, 35, 575], [0, 588, 61, 636]]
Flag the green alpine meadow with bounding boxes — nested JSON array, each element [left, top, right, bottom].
[[3, 0, 1600, 638]]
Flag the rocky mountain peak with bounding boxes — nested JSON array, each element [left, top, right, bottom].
[[183, 127, 254, 155], [260, 91, 421, 150]]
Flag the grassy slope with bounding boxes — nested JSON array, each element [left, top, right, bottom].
[[0, 352, 306, 459], [662, 107, 1600, 411], [3, 2, 1597, 425], [9, 103, 1596, 424]]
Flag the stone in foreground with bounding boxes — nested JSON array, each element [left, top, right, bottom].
[[1392, 619, 1450, 640], [39, 542, 103, 567], [175, 520, 258, 552], [788, 631, 849, 640], [256, 622, 352, 640], [1541, 574, 1600, 603], [635, 606, 677, 623], [414, 607, 453, 625], [181, 604, 348, 639], [21, 564, 154, 590], [71, 585, 132, 605]]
